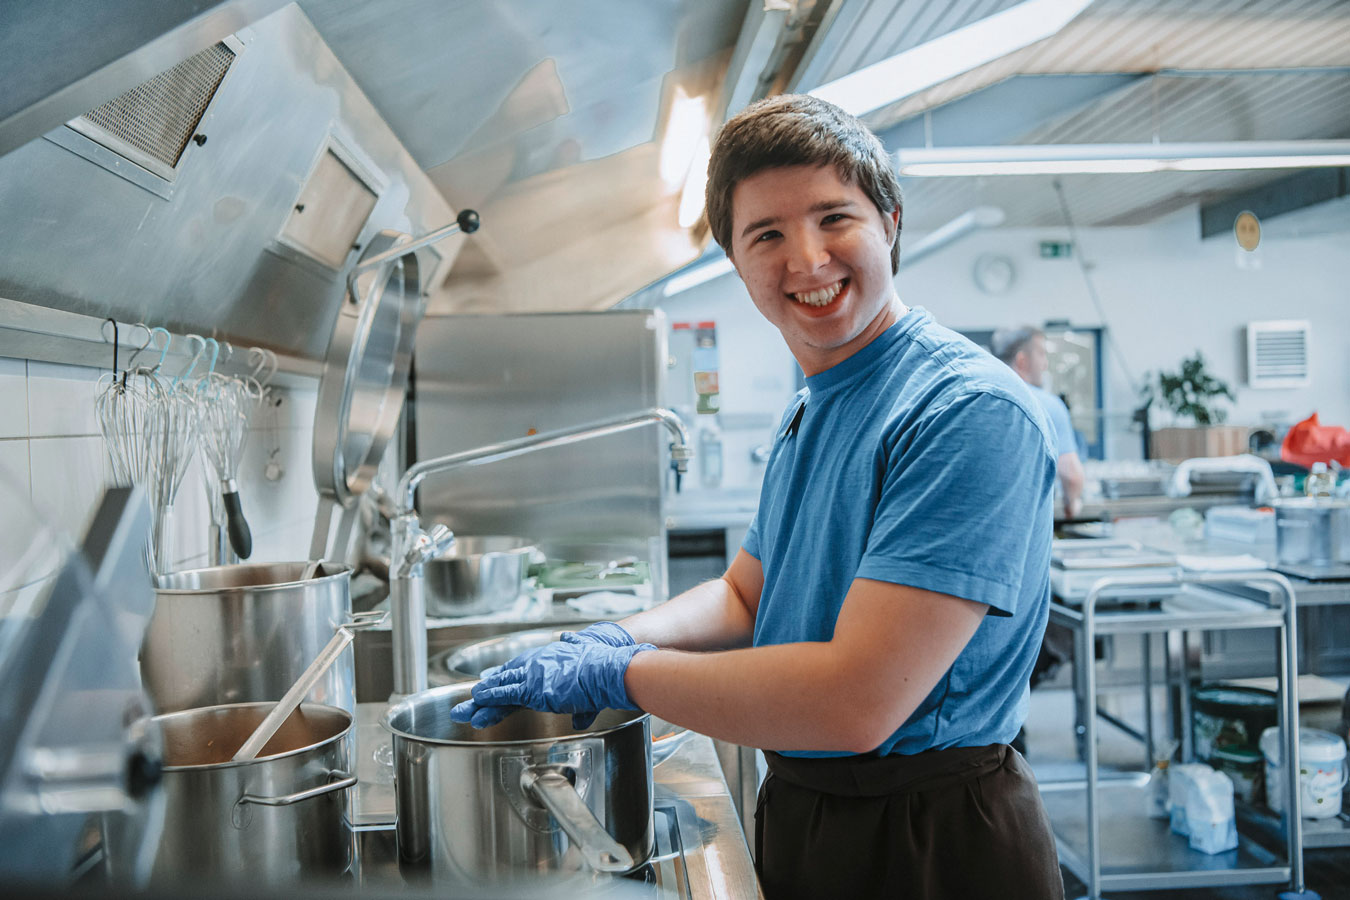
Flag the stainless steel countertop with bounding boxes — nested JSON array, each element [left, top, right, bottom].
[[349, 702, 763, 899]]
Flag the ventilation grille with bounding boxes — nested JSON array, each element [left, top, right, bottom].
[[1247, 320, 1311, 389], [76, 42, 235, 174]]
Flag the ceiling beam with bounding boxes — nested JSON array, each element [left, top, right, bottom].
[[1200, 168, 1350, 239]]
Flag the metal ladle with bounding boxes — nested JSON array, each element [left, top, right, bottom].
[[232, 610, 387, 761]]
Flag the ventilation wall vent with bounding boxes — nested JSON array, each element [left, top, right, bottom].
[[1247, 320, 1311, 389], [68, 42, 236, 181]]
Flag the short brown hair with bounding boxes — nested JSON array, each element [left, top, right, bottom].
[[705, 94, 904, 274]]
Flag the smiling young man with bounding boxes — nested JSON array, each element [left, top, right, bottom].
[[452, 95, 1063, 899]]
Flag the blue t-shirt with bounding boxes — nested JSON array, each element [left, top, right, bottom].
[[1028, 384, 1077, 458], [742, 307, 1056, 758]]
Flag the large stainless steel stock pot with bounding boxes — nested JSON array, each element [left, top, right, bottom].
[[146, 562, 354, 714], [149, 702, 355, 885], [383, 683, 654, 886]]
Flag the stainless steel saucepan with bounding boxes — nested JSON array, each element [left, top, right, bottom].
[[383, 683, 653, 886]]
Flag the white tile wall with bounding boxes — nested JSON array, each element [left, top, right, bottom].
[[0, 439, 30, 499], [27, 360, 105, 437], [0, 357, 28, 439], [3, 361, 324, 570], [29, 436, 110, 536]]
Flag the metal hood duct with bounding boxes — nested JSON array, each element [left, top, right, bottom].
[[296, 0, 764, 314]]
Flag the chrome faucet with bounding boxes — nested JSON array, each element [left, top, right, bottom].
[[388, 407, 692, 695]]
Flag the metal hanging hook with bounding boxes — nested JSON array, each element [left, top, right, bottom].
[[101, 318, 120, 375], [174, 334, 207, 387]]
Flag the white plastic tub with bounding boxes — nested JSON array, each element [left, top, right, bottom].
[[1259, 726, 1348, 819]]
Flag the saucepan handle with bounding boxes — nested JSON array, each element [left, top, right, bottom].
[[522, 768, 633, 873], [240, 772, 357, 807]]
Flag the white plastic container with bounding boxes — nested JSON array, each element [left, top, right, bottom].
[[1259, 726, 1349, 819]]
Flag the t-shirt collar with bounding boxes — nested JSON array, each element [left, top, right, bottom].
[[804, 306, 930, 393]]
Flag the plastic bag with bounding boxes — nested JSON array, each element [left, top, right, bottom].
[[1281, 413, 1350, 468]]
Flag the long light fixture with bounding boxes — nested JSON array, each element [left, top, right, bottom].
[[808, 0, 1094, 117], [662, 255, 735, 297], [895, 141, 1350, 177]]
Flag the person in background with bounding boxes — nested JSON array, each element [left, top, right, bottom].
[[993, 326, 1086, 519], [451, 94, 1063, 899]]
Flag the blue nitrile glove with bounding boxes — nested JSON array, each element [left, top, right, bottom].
[[449, 639, 655, 730], [559, 621, 637, 649]]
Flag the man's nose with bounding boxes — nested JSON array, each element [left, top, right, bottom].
[[785, 231, 830, 273]]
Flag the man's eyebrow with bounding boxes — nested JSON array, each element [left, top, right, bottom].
[[738, 199, 857, 239]]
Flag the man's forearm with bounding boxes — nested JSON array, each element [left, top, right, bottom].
[[618, 576, 755, 651], [625, 643, 879, 752]]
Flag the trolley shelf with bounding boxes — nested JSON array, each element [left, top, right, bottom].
[[1043, 781, 1291, 892]]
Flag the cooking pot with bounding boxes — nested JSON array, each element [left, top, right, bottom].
[[383, 683, 653, 886], [145, 562, 354, 714], [422, 535, 535, 617], [1274, 499, 1350, 566], [149, 702, 354, 885]]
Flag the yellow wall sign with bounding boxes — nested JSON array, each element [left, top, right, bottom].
[[1234, 211, 1261, 252]]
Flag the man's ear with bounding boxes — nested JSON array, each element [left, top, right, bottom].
[[885, 207, 900, 244]]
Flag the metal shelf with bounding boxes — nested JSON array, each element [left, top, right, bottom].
[[1049, 570, 1310, 900], [1044, 781, 1291, 892], [1238, 801, 1350, 851]]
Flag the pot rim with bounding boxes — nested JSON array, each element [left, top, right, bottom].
[[381, 683, 649, 747], [156, 701, 352, 771], [153, 562, 354, 595]]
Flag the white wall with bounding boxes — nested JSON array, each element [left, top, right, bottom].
[[659, 202, 1350, 471], [0, 357, 321, 568], [898, 206, 1350, 457]]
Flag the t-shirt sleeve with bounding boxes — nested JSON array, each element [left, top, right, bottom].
[[1047, 393, 1077, 458], [742, 509, 761, 561], [855, 390, 1055, 616]]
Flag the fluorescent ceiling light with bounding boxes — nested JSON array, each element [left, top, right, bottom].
[[662, 255, 735, 297], [659, 88, 709, 190], [895, 141, 1350, 177], [809, 0, 1093, 116], [677, 136, 712, 228]]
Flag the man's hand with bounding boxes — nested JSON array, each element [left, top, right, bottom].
[[450, 639, 655, 730], [559, 621, 637, 649]]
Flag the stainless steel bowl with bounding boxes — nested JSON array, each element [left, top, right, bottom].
[[423, 536, 535, 617], [441, 628, 566, 680]]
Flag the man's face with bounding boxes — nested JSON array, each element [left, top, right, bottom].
[[727, 164, 900, 376], [1021, 334, 1049, 387]]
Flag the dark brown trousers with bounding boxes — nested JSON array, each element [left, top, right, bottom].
[[755, 744, 1064, 900]]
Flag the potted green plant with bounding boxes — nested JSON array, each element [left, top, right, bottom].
[[1142, 352, 1247, 460]]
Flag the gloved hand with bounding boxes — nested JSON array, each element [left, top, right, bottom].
[[559, 621, 637, 649], [450, 639, 656, 730]]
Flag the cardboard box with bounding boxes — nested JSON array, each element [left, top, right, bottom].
[[1150, 426, 1250, 462]]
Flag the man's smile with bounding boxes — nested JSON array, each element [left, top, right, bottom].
[[790, 278, 848, 308]]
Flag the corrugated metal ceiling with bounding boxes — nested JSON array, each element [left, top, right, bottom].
[[899, 70, 1350, 230], [785, 0, 1350, 232]]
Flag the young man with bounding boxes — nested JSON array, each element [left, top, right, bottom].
[[452, 94, 1063, 899], [993, 325, 1087, 518]]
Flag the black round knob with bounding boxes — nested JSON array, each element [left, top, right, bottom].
[[456, 209, 481, 234], [192, 134, 208, 146], [126, 749, 163, 798]]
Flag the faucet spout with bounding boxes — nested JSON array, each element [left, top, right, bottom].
[[394, 407, 691, 515], [387, 407, 691, 696]]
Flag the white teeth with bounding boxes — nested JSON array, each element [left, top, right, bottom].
[[791, 280, 843, 307]]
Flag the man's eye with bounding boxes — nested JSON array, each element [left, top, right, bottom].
[[821, 213, 846, 225], [753, 230, 780, 243]]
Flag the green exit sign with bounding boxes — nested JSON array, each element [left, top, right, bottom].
[[1039, 240, 1073, 258]]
